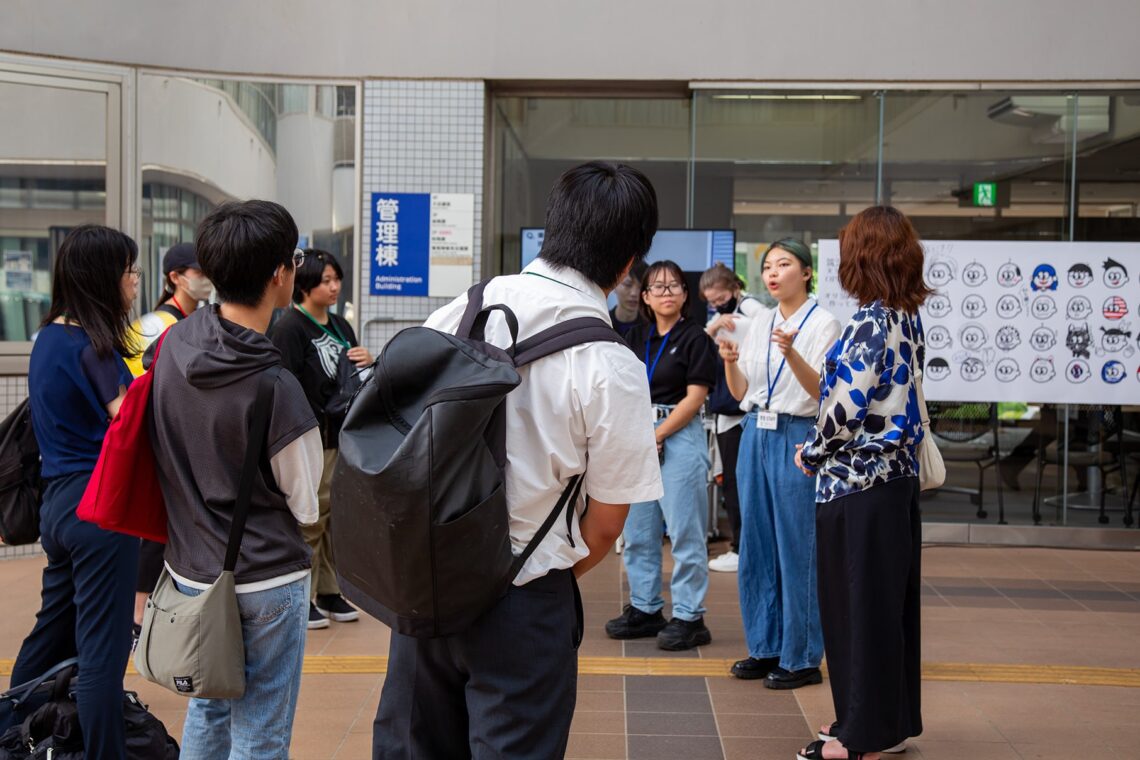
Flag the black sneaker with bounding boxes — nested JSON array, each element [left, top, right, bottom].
[[730, 655, 779, 680], [604, 605, 667, 639], [307, 602, 330, 630], [656, 617, 712, 651], [764, 666, 822, 690], [315, 594, 360, 623]]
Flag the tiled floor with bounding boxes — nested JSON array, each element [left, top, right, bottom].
[[5, 543, 1140, 758]]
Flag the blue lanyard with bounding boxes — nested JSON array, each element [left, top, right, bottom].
[[765, 303, 819, 409], [644, 328, 672, 385]]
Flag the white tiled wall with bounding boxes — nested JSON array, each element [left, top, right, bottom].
[[358, 80, 485, 353]]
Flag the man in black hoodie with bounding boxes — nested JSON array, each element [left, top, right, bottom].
[[149, 200, 323, 758]]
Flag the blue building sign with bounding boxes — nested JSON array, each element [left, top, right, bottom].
[[370, 192, 431, 296]]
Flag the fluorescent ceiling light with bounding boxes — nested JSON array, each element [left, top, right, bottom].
[[711, 94, 862, 101]]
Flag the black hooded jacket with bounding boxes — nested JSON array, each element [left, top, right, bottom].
[[149, 305, 318, 585]]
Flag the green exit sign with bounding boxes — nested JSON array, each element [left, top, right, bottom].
[[973, 182, 997, 207]]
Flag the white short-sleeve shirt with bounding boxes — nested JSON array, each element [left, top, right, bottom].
[[706, 294, 767, 431], [424, 258, 665, 585], [737, 298, 842, 418]]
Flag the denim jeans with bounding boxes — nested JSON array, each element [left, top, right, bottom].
[[177, 574, 310, 760], [5, 472, 139, 760], [622, 415, 710, 621], [736, 411, 823, 672]]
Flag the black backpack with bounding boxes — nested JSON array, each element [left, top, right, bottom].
[[0, 399, 41, 545], [0, 660, 179, 760], [331, 280, 627, 638]]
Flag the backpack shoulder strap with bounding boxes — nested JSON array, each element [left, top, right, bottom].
[[513, 317, 629, 368], [456, 280, 490, 338]]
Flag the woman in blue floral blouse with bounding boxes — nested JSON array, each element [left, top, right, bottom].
[[794, 206, 932, 760]]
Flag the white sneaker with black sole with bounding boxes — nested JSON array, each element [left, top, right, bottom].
[[316, 594, 360, 623], [308, 602, 330, 630]]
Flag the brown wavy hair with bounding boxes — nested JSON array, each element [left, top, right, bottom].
[[838, 206, 932, 312]]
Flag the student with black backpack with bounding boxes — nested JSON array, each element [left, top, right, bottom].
[[370, 161, 664, 759], [3, 225, 143, 760]]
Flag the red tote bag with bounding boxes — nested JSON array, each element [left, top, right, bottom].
[[77, 332, 169, 542]]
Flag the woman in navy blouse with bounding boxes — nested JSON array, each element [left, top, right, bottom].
[[4, 226, 142, 760], [794, 207, 931, 760]]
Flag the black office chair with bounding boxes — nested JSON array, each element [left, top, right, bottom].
[[1033, 405, 1127, 526], [927, 401, 1004, 523]]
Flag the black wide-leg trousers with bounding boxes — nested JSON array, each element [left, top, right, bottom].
[[815, 476, 923, 754]]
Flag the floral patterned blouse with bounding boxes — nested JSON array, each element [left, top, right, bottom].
[[800, 301, 925, 503]]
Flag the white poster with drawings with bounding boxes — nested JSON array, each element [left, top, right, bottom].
[[817, 240, 1140, 404]]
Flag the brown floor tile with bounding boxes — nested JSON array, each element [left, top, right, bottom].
[[721, 736, 806, 760], [627, 734, 724, 759], [715, 713, 813, 739], [565, 732, 627, 759], [571, 709, 628, 735], [626, 711, 719, 736], [626, 690, 713, 714], [625, 675, 709, 693]]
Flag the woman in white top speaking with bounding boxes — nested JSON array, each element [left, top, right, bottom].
[[718, 238, 841, 690]]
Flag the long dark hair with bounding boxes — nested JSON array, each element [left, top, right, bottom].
[[43, 225, 138, 359], [155, 267, 188, 310], [639, 260, 689, 323]]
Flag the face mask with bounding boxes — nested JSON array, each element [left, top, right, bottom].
[[715, 296, 738, 314], [183, 273, 214, 302]]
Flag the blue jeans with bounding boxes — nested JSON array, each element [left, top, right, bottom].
[[177, 574, 310, 760], [622, 415, 710, 621], [5, 472, 139, 760], [736, 411, 823, 672]]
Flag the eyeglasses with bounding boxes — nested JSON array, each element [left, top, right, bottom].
[[126, 267, 143, 280], [292, 248, 305, 268], [646, 282, 684, 296]]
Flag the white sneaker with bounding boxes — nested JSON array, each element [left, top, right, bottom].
[[708, 550, 738, 572]]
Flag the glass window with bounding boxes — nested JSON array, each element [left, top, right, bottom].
[[0, 76, 112, 342], [491, 96, 691, 275], [693, 91, 881, 300], [278, 84, 310, 115]]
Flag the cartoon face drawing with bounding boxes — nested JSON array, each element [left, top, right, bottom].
[[1103, 295, 1129, 321], [1067, 359, 1091, 384], [961, 294, 987, 319], [996, 294, 1022, 319], [961, 357, 986, 382], [927, 326, 952, 350], [1067, 263, 1093, 289], [1031, 264, 1059, 292], [995, 325, 1021, 351], [1066, 323, 1092, 359], [1103, 258, 1129, 289], [962, 261, 988, 288], [1030, 326, 1057, 352], [1030, 357, 1056, 383], [996, 261, 1022, 288], [1100, 325, 1133, 354], [1031, 295, 1057, 320], [960, 324, 988, 351], [1067, 296, 1093, 320], [926, 260, 955, 288], [926, 357, 951, 381], [994, 358, 1020, 383], [1102, 360, 1127, 384], [926, 295, 952, 318]]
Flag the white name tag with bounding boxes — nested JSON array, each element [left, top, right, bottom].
[[756, 410, 778, 430]]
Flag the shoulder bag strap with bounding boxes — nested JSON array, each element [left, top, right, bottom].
[[222, 366, 282, 573], [456, 279, 491, 338], [508, 473, 585, 582]]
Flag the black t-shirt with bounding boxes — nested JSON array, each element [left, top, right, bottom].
[[625, 318, 717, 405], [609, 306, 646, 339], [268, 307, 359, 442]]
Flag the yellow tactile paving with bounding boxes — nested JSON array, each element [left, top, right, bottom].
[[3, 657, 1140, 687]]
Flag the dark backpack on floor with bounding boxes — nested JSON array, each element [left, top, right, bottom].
[[332, 279, 626, 638], [0, 659, 179, 760], [0, 399, 41, 545]]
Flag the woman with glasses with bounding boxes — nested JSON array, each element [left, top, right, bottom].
[[604, 260, 718, 651], [3, 226, 143, 759], [269, 248, 372, 630], [718, 238, 841, 690], [795, 208, 929, 760]]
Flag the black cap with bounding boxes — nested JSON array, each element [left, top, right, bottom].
[[162, 243, 198, 275]]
